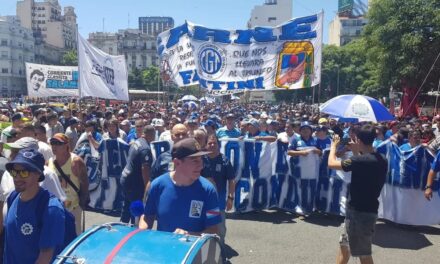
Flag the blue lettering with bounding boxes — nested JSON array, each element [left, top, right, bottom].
[[179, 70, 193, 85], [241, 141, 262, 179], [234, 27, 277, 44], [283, 176, 299, 210], [252, 179, 268, 210], [224, 141, 240, 176], [270, 174, 286, 207], [166, 23, 189, 48], [235, 179, 250, 212], [279, 15, 318, 41], [193, 26, 231, 43], [275, 141, 289, 174]]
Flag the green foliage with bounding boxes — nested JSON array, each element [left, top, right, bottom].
[[61, 50, 78, 66], [364, 0, 440, 91]]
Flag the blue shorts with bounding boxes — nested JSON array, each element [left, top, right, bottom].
[[339, 207, 377, 257]]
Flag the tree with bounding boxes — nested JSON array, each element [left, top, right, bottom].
[[142, 66, 160, 91], [61, 50, 78, 66], [363, 0, 440, 94], [128, 68, 144, 89]]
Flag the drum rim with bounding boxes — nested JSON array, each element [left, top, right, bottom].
[[181, 233, 220, 264]]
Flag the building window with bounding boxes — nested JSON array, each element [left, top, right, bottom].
[[1, 68, 8, 74], [0, 40, 7, 46], [1, 51, 7, 59], [268, 17, 277, 23]]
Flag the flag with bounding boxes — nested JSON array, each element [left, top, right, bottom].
[[78, 34, 129, 101]]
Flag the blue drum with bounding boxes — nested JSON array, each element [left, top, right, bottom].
[[54, 222, 222, 264]]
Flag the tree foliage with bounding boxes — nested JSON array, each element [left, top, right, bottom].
[[61, 50, 78, 66], [363, 0, 440, 92]]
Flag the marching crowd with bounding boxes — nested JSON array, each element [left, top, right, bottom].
[[0, 99, 438, 263]]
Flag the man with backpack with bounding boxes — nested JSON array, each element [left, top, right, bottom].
[[3, 149, 67, 263]]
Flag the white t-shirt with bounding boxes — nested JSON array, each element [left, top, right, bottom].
[[277, 132, 296, 144], [38, 141, 54, 162]]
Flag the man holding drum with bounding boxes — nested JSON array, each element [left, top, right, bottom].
[[139, 138, 221, 236]]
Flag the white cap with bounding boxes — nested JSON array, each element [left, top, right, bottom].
[[133, 113, 140, 119], [154, 119, 165, 127]]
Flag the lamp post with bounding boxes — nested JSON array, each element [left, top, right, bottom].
[[336, 65, 340, 96]]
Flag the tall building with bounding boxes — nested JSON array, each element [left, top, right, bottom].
[[88, 29, 157, 73], [248, 0, 293, 28], [16, 0, 77, 49], [138, 17, 174, 37], [0, 16, 35, 97], [328, 0, 369, 46]]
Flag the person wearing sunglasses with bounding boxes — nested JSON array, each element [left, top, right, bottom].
[[48, 133, 89, 235], [3, 149, 65, 264]]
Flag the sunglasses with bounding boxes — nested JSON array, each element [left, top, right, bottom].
[[50, 141, 66, 146], [9, 169, 30, 179]]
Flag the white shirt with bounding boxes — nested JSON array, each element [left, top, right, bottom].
[[38, 141, 54, 162], [277, 132, 296, 144]]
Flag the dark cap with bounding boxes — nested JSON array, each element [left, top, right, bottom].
[[172, 138, 211, 159]]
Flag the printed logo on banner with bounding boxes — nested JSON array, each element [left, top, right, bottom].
[[275, 42, 314, 88], [198, 44, 227, 79], [189, 200, 203, 218], [89, 54, 116, 95], [351, 103, 370, 116]]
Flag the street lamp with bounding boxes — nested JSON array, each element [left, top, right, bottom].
[[336, 65, 340, 96]]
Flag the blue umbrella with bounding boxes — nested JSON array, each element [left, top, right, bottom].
[[320, 94, 394, 122]]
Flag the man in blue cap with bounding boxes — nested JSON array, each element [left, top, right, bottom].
[[4, 149, 65, 264], [245, 119, 276, 142], [216, 113, 241, 139], [287, 121, 321, 157]]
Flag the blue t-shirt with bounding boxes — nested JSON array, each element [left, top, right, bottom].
[[316, 137, 331, 150], [126, 131, 138, 144], [373, 139, 384, 149], [201, 154, 235, 210], [288, 136, 318, 150], [245, 130, 269, 139], [144, 173, 221, 233], [216, 126, 241, 139], [4, 189, 65, 264]]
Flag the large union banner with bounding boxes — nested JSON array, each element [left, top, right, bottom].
[[25, 63, 79, 97], [84, 138, 440, 226], [157, 12, 323, 92]]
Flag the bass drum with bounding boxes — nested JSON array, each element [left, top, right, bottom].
[[54, 222, 222, 264]]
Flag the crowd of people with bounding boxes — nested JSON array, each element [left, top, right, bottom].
[[0, 98, 438, 263]]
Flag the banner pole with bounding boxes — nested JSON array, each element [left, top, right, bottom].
[[318, 9, 324, 115]]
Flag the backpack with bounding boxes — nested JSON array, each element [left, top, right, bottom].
[[7, 190, 77, 250]]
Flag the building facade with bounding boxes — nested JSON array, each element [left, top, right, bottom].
[[0, 16, 35, 97], [328, 16, 368, 46], [248, 0, 293, 28], [138, 17, 174, 37], [88, 29, 157, 72], [16, 0, 77, 49]]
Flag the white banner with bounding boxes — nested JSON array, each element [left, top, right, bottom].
[[157, 12, 323, 92], [78, 34, 129, 101], [25, 63, 78, 97]]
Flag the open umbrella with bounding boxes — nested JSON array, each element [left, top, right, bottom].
[[181, 95, 198, 101], [183, 101, 198, 110], [320, 94, 394, 122], [199, 96, 215, 103]]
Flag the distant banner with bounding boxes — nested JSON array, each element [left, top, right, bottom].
[[78, 34, 129, 101], [25, 63, 78, 97], [157, 12, 323, 92]]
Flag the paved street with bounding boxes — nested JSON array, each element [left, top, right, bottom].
[[84, 209, 440, 264]]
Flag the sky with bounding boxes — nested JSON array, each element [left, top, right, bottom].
[[1, 0, 339, 42]]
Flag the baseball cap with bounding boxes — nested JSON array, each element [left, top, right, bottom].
[[120, 119, 131, 126], [50, 133, 69, 144], [202, 120, 216, 127], [5, 137, 38, 150], [154, 119, 165, 127], [133, 113, 140, 119], [318, 118, 328, 124], [3, 128, 19, 139], [172, 138, 211, 160], [6, 149, 45, 182], [226, 113, 235, 119], [300, 121, 313, 130], [248, 118, 260, 129], [68, 117, 79, 126]]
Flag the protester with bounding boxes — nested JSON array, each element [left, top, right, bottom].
[[139, 138, 221, 236], [151, 124, 189, 180], [216, 113, 241, 139], [201, 134, 236, 245], [328, 125, 387, 264], [48, 133, 89, 234], [3, 149, 65, 264], [120, 125, 155, 224], [45, 113, 64, 139], [65, 117, 80, 150], [1, 113, 24, 143]]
